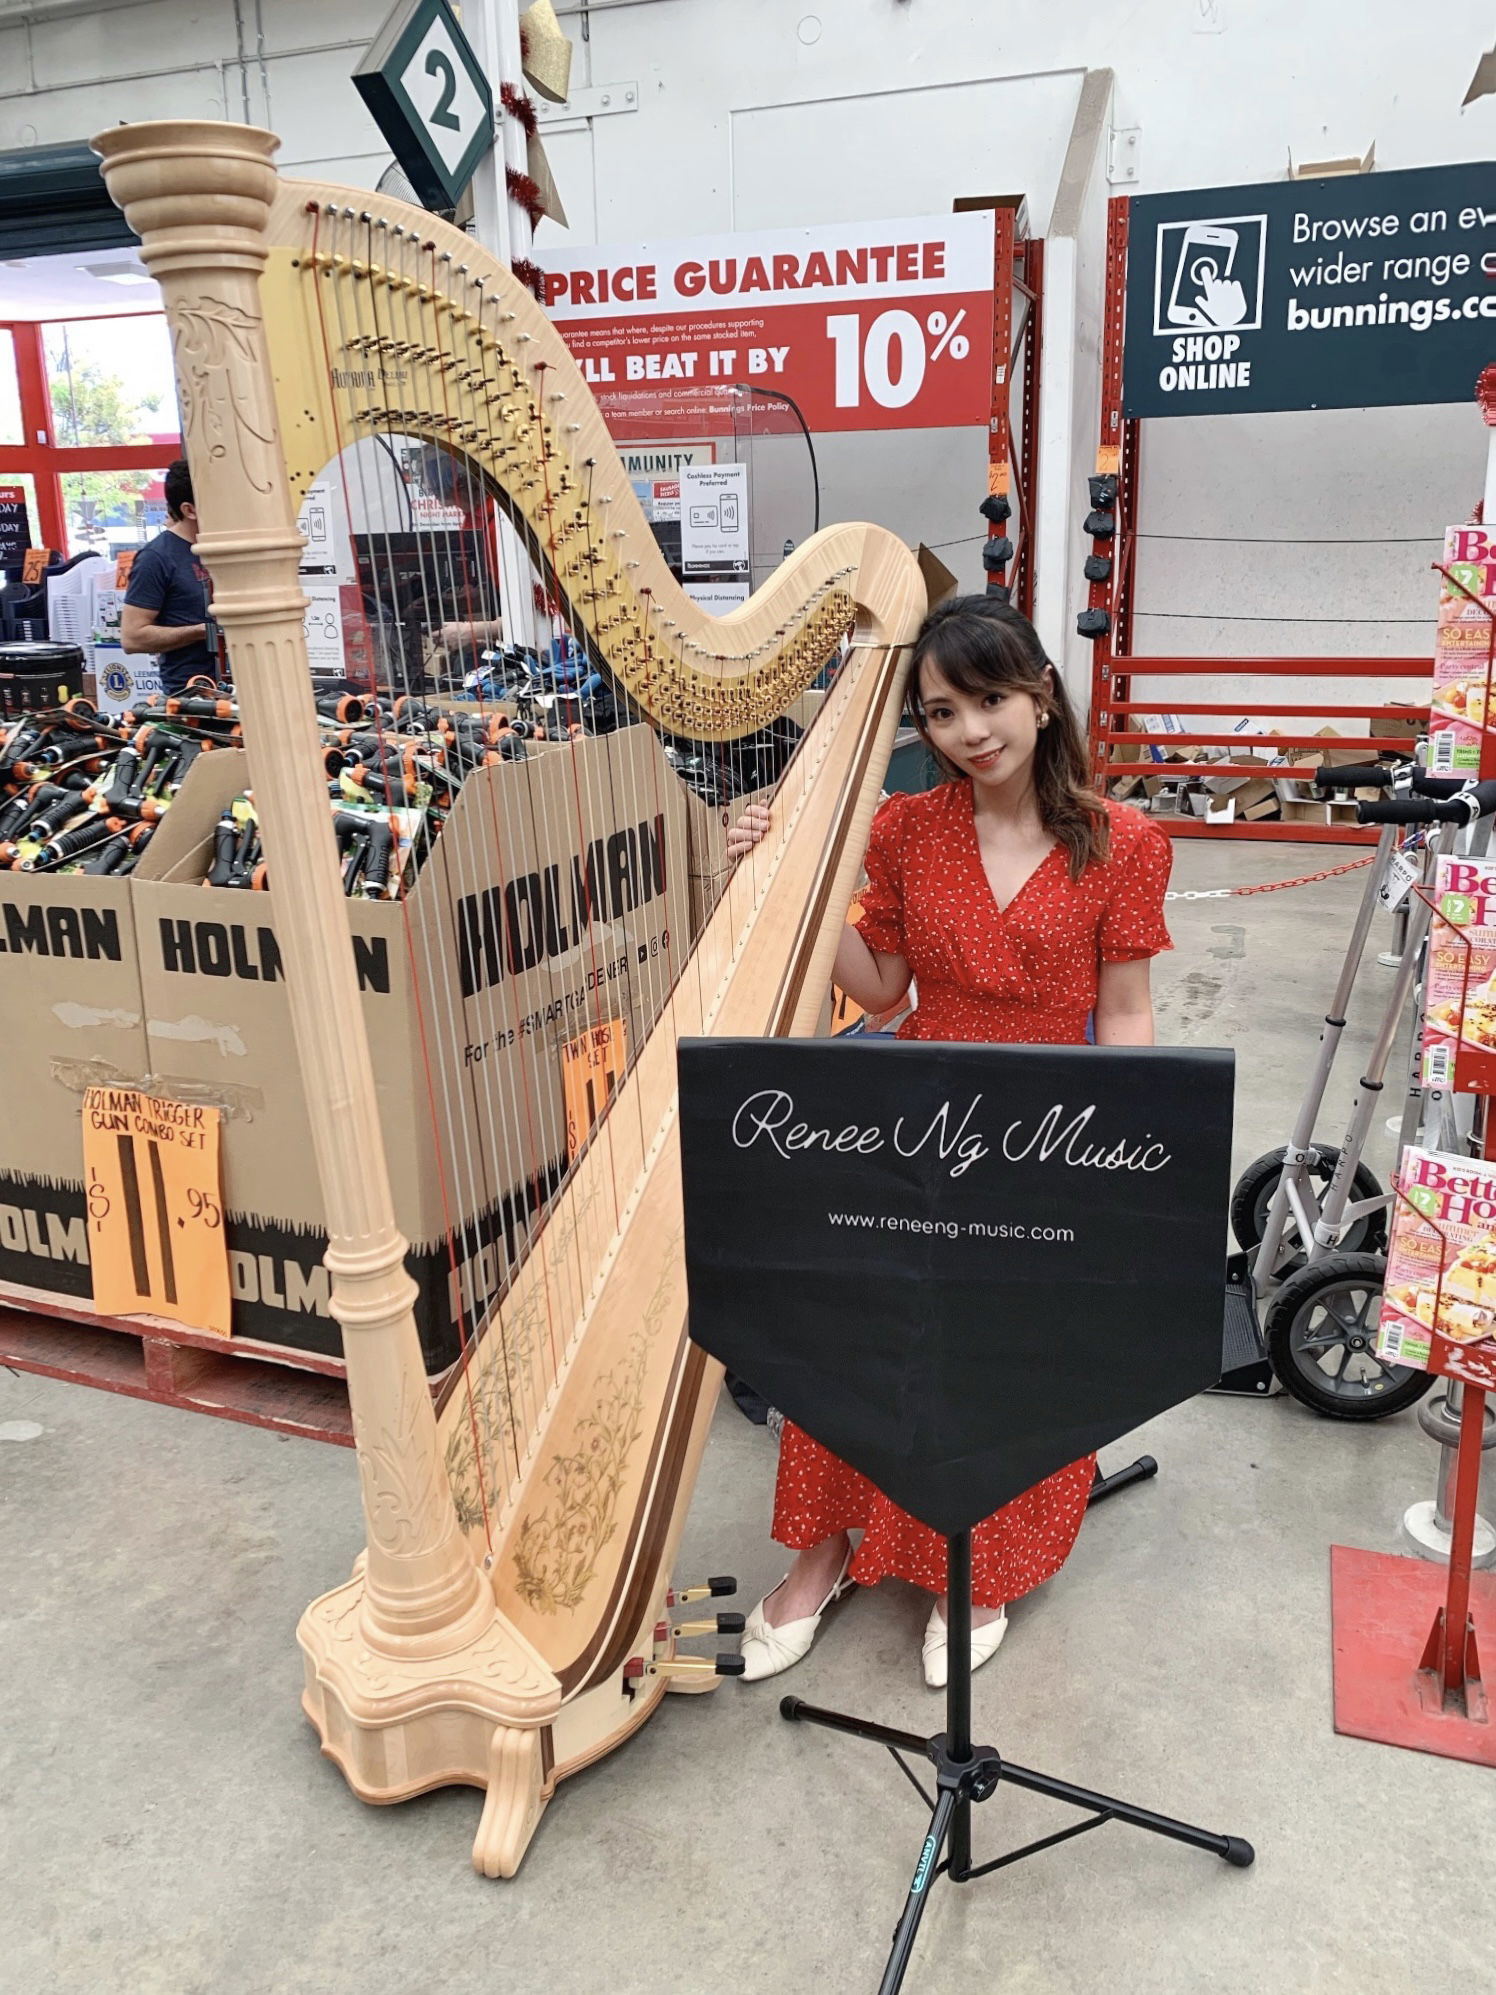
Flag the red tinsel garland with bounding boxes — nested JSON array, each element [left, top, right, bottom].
[[501, 81, 539, 138], [506, 165, 545, 228], [511, 256, 545, 303]]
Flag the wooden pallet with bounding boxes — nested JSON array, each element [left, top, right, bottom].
[[0, 1281, 352, 1445]]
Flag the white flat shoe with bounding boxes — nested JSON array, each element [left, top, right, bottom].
[[921, 1602, 1008, 1689], [739, 1548, 857, 1682]]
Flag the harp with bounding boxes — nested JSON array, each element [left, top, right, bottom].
[[95, 120, 926, 1875]]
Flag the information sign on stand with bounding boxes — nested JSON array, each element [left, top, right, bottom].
[[679, 461, 750, 614], [0, 485, 33, 569], [680, 1040, 1233, 1534], [354, 0, 495, 213]]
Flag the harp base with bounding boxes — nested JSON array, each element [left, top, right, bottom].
[[298, 1571, 562, 1879]]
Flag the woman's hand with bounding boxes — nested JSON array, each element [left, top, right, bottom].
[[726, 803, 772, 862]]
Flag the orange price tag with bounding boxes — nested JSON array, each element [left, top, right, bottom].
[[114, 550, 136, 589], [831, 900, 868, 1036], [562, 1018, 627, 1161], [83, 1087, 231, 1337], [22, 547, 49, 584]]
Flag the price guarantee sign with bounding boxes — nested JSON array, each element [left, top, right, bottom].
[[83, 1087, 231, 1337], [538, 212, 996, 440], [680, 1040, 1234, 1536]]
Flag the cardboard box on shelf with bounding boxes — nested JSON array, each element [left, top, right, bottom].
[[1371, 703, 1427, 743], [1232, 777, 1280, 821], [1281, 798, 1362, 827], [1186, 791, 1237, 822]]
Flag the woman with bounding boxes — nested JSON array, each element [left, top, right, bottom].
[[723, 595, 1172, 1687]]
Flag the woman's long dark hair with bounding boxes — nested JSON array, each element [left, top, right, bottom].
[[907, 594, 1109, 879]]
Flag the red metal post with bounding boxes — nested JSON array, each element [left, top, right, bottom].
[[1015, 237, 1043, 623], [984, 208, 1015, 597], [1088, 196, 1130, 790], [1419, 1385, 1488, 1705]]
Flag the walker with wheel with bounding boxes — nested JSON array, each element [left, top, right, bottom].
[[1232, 766, 1496, 1418]]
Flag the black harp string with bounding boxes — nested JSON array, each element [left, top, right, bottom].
[[362, 209, 539, 1498], [403, 227, 568, 1461], [463, 307, 606, 1359], [410, 238, 539, 1347], [305, 203, 503, 1534], [532, 355, 638, 1252], [572, 451, 663, 1193], [369, 216, 525, 1453], [449, 267, 581, 1451], [327, 206, 523, 1515], [371, 218, 545, 1476]]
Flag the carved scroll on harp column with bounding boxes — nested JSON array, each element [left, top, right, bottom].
[[95, 118, 927, 1877]]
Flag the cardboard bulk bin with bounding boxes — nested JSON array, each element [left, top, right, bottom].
[[5, 728, 691, 1375], [0, 869, 149, 1305]]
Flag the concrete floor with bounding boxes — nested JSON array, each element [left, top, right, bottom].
[[3, 837, 1490, 1995]]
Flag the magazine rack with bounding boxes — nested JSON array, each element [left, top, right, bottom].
[[1330, 529, 1496, 1767]]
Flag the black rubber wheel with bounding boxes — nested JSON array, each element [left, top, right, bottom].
[[1265, 1252, 1434, 1420], [1230, 1145, 1387, 1268]]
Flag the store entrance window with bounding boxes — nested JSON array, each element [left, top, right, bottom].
[[0, 330, 21, 447], [0, 257, 182, 559]]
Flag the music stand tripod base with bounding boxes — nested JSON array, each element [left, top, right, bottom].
[[779, 1530, 1254, 1995]]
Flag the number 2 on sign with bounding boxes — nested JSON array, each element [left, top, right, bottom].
[[82, 1087, 231, 1337]]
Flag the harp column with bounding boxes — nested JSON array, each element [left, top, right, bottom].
[[92, 126, 561, 1875]]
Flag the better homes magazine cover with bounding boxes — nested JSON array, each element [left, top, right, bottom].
[[1379, 1143, 1496, 1390]]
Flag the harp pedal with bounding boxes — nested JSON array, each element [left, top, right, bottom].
[[671, 1614, 746, 1639], [665, 1576, 736, 1607], [623, 1654, 745, 1692]]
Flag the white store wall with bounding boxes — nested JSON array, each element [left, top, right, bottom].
[[3, 0, 1494, 700]]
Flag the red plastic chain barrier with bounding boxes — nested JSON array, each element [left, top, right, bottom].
[[1166, 856, 1377, 902]]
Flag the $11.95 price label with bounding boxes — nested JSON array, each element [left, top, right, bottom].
[[82, 1086, 231, 1338]]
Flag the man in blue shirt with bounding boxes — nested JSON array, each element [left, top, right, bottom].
[[122, 459, 217, 695]]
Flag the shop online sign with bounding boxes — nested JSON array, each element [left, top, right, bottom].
[[1123, 162, 1496, 418], [536, 213, 995, 437]]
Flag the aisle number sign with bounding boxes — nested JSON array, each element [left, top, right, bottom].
[[354, 0, 495, 213], [83, 1087, 231, 1338]]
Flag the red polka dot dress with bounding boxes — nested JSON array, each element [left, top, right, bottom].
[[772, 785, 1173, 1608]]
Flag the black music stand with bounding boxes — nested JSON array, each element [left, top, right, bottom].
[[679, 1039, 1255, 1995]]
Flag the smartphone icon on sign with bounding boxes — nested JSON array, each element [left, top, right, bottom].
[[1167, 224, 1239, 328], [721, 494, 740, 533]]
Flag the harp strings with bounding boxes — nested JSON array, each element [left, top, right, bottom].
[[299, 197, 844, 1549], [311, 204, 509, 1531]]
